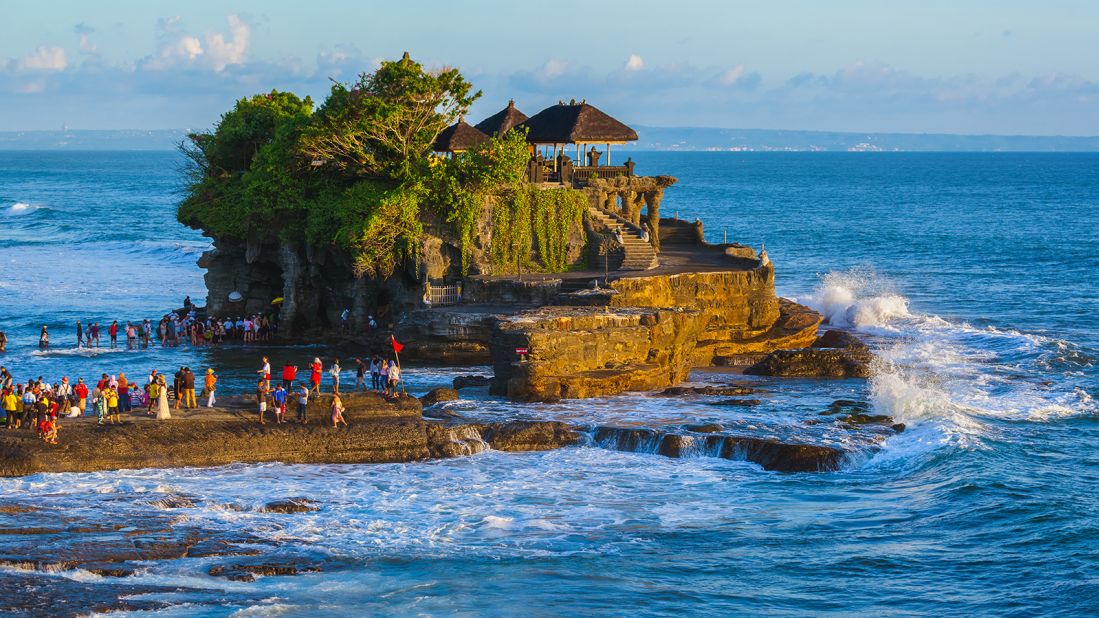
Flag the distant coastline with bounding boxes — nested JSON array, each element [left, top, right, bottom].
[[4, 127, 1099, 152]]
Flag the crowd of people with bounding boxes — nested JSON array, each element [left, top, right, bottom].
[[0, 352, 407, 442]]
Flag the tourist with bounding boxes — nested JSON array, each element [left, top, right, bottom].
[[0, 330, 5, 352], [204, 368, 217, 408], [297, 384, 309, 425], [256, 378, 269, 425], [147, 377, 160, 414], [329, 359, 341, 394], [386, 359, 401, 396], [142, 320, 152, 348], [370, 355, 382, 391], [56, 377, 72, 407], [75, 320, 83, 348], [108, 321, 119, 348], [355, 358, 366, 391], [310, 357, 322, 395], [21, 388, 36, 428], [258, 357, 271, 391], [367, 315, 377, 330], [0, 368, 10, 391], [126, 322, 137, 349], [155, 375, 171, 420], [74, 378, 88, 416], [116, 374, 129, 413], [182, 367, 197, 409], [340, 308, 351, 333], [331, 394, 347, 428], [281, 361, 297, 390], [89, 322, 100, 348], [40, 414, 58, 445], [39, 325, 49, 350], [105, 385, 120, 424], [95, 386, 109, 425], [272, 384, 287, 424], [173, 366, 185, 410], [2, 388, 17, 429]]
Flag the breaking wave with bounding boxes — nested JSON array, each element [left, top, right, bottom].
[[803, 269, 1097, 467]]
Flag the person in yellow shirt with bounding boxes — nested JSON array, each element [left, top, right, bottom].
[[2, 390, 18, 428], [105, 387, 120, 424]]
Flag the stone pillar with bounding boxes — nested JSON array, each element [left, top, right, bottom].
[[626, 192, 645, 226], [644, 190, 663, 252]]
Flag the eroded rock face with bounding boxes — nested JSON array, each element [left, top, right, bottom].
[[745, 348, 872, 378], [491, 306, 706, 402], [656, 385, 756, 397]]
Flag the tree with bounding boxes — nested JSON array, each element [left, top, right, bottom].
[[298, 52, 480, 181]]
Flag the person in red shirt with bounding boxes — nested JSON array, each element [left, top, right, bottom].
[[108, 321, 119, 348], [310, 358, 322, 395], [74, 378, 89, 416], [281, 362, 297, 390]]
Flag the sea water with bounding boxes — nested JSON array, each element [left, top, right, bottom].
[[0, 151, 1097, 615]]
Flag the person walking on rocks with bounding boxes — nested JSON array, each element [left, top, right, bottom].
[[386, 359, 401, 397], [256, 378, 269, 425], [39, 325, 49, 350], [370, 355, 382, 391], [204, 369, 217, 408], [108, 321, 119, 348], [272, 384, 287, 424], [258, 357, 271, 391], [331, 394, 347, 428], [296, 384, 309, 425], [281, 361, 297, 391], [155, 375, 171, 420], [75, 321, 82, 348], [182, 367, 197, 409], [354, 358, 366, 392], [309, 357, 322, 396], [329, 359, 341, 394]]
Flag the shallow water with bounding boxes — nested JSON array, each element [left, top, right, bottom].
[[1, 151, 1097, 615]]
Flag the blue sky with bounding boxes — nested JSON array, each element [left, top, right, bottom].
[[2, 0, 1097, 134]]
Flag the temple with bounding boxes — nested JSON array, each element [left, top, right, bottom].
[[434, 98, 675, 272]]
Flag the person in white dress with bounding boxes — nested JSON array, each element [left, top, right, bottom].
[[156, 375, 171, 420]]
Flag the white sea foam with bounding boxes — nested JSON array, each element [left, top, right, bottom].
[[804, 269, 1098, 467], [7, 202, 36, 214]]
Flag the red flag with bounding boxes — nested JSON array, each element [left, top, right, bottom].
[[391, 335, 405, 354]]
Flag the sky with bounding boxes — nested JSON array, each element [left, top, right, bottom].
[[1, 0, 1098, 135]]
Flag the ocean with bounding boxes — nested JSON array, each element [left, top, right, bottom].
[[0, 150, 1097, 615]]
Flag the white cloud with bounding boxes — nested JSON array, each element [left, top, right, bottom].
[[541, 58, 567, 79], [19, 46, 68, 71], [144, 14, 249, 72], [204, 14, 250, 72], [719, 64, 746, 86], [74, 22, 97, 55], [625, 54, 644, 72]]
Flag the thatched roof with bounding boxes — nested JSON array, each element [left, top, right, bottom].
[[474, 100, 529, 137], [518, 101, 638, 144], [433, 120, 490, 152]]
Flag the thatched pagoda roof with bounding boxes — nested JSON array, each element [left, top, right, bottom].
[[475, 100, 529, 137], [432, 120, 490, 152], [518, 101, 638, 144]]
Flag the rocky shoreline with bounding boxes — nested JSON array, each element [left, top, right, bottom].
[[0, 391, 850, 478]]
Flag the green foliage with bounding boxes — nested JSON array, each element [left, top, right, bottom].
[[298, 53, 479, 182], [487, 184, 586, 274], [177, 54, 584, 279]]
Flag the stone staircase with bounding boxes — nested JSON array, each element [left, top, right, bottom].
[[588, 207, 658, 271]]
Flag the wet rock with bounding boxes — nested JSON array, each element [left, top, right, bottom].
[[420, 388, 460, 407], [656, 385, 755, 397], [482, 421, 580, 452], [812, 329, 869, 350], [0, 504, 37, 514], [708, 399, 763, 407], [745, 348, 871, 378], [261, 498, 319, 514], [892, 423, 907, 433], [148, 494, 197, 509], [422, 407, 463, 420], [209, 562, 321, 582], [841, 413, 896, 426], [658, 434, 696, 457], [685, 423, 724, 433], [0, 527, 64, 535], [825, 399, 870, 415], [452, 375, 492, 390]]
